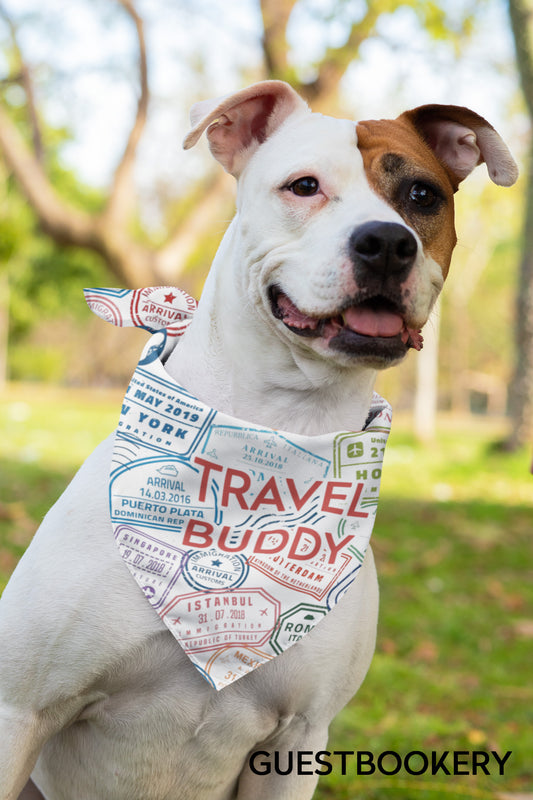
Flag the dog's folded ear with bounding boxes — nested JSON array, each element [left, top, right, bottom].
[[183, 80, 309, 176], [399, 105, 519, 189]]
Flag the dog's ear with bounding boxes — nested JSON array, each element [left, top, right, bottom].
[[183, 80, 308, 176], [398, 105, 519, 189]]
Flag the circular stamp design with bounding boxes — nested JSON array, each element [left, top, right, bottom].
[[85, 295, 123, 326], [269, 602, 328, 655], [182, 547, 249, 591], [132, 286, 197, 331], [204, 645, 274, 689]]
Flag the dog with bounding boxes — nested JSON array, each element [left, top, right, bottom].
[[0, 80, 517, 800]]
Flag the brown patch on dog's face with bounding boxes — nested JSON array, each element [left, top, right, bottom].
[[356, 118, 457, 278]]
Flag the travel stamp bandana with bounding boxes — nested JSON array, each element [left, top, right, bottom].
[[86, 287, 392, 691]]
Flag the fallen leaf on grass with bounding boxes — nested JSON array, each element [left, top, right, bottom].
[[411, 639, 439, 663], [498, 794, 533, 800], [467, 728, 487, 745], [0, 550, 18, 573], [379, 638, 397, 655], [511, 619, 533, 638]]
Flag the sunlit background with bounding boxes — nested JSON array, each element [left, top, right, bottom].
[[0, 0, 529, 423], [0, 2, 531, 798]]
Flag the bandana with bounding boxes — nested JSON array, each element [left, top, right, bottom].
[[86, 287, 392, 690]]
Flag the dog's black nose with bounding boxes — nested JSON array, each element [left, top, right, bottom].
[[349, 221, 417, 280]]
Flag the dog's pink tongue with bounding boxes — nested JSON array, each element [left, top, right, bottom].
[[343, 306, 404, 338], [277, 292, 424, 350], [344, 308, 424, 349]]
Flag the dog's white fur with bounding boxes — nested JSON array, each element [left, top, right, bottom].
[[0, 81, 517, 800]]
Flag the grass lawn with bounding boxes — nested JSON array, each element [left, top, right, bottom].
[[1, 383, 532, 799]]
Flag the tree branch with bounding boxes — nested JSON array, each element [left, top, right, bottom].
[[0, 100, 158, 286], [0, 103, 94, 245], [509, 0, 533, 119], [301, 6, 382, 106], [260, 0, 299, 80], [0, 2, 44, 162], [155, 171, 233, 282], [258, 0, 383, 109], [102, 0, 149, 227], [0, 0, 160, 287]]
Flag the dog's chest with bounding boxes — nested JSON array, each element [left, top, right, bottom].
[[34, 616, 333, 799], [36, 638, 265, 798]]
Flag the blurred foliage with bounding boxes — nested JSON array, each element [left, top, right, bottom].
[[0, 5, 530, 796], [0, 87, 121, 381], [0, 45, 103, 296], [0, 0, 527, 412], [9, 245, 108, 339], [1, 134, 526, 399]]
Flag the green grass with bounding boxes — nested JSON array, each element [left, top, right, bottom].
[[0, 383, 122, 581], [319, 418, 533, 799], [1, 384, 531, 799]]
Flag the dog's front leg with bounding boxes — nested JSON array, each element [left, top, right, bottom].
[[236, 723, 329, 800], [0, 705, 51, 800], [0, 688, 104, 800]]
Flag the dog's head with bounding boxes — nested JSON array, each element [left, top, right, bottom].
[[184, 81, 517, 369]]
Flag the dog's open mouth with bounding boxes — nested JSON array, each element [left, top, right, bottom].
[[269, 287, 423, 359]]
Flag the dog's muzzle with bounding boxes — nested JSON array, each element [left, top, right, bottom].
[[269, 221, 423, 363]]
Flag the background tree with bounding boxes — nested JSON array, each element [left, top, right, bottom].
[[507, 0, 533, 449], [0, 0, 526, 445], [0, 0, 476, 288], [0, 0, 168, 288]]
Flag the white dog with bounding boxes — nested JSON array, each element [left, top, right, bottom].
[[0, 81, 517, 800]]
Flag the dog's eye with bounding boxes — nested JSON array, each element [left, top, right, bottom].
[[289, 177, 320, 197], [408, 182, 440, 209]]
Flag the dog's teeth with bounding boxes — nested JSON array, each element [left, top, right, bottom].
[[409, 330, 424, 350], [402, 327, 424, 350]]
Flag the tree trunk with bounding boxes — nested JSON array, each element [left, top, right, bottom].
[[414, 299, 441, 442], [506, 137, 533, 448], [0, 270, 8, 387], [506, 0, 533, 448]]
